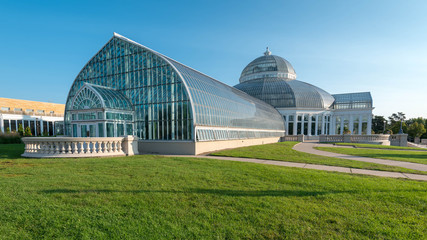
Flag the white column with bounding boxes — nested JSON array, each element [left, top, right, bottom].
[[340, 116, 344, 134], [40, 120, 44, 135], [349, 115, 354, 135], [103, 122, 107, 138], [308, 115, 312, 136], [301, 114, 305, 135], [293, 114, 298, 136], [367, 114, 372, 135], [321, 115, 325, 135], [358, 115, 363, 135], [34, 120, 37, 136], [314, 115, 319, 136], [285, 115, 289, 135], [330, 116, 335, 135], [0, 115, 3, 132]]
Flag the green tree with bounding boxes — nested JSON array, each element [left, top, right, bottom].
[[24, 126, 32, 137], [372, 115, 387, 134], [388, 112, 406, 133], [408, 122, 426, 138], [388, 112, 406, 124], [390, 121, 407, 134], [406, 117, 427, 138], [18, 124, 24, 136], [6, 127, 10, 133]]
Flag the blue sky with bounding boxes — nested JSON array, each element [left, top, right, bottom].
[[0, 0, 426, 118]]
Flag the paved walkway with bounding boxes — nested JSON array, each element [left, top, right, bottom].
[[293, 142, 427, 172], [170, 155, 427, 181]]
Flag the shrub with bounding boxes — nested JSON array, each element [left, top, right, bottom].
[[24, 126, 32, 137], [18, 124, 24, 136], [0, 132, 22, 144]]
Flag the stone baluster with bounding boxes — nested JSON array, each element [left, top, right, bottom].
[[54, 143, 59, 154], [67, 142, 71, 154], [117, 140, 122, 152], [74, 142, 78, 154], [60, 142, 65, 153], [90, 142, 94, 153], [112, 141, 117, 152], [109, 141, 113, 153], [82, 141, 87, 154]]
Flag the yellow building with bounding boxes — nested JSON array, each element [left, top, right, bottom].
[[0, 97, 65, 136]]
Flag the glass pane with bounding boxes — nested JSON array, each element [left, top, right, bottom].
[[98, 123, 104, 137], [107, 123, 114, 137]]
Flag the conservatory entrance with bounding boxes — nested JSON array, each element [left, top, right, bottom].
[[68, 83, 134, 138]]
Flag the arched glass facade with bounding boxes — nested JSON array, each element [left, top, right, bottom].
[[72, 86, 102, 110], [64, 33, 285, 141]]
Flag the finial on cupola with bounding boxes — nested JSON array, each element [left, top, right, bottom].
[[264, 47, 271, 56]]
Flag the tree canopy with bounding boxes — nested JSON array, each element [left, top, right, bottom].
[[408, 122, 426, 138]]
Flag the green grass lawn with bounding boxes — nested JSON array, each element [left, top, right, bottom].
[[211, 142, 427, 175], [0, 144, 426, 239], [316, 146, 427, 165], [334, 143, 427, 151]]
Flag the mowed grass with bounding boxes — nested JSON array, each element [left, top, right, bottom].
[[334, 142, 427, 151], [316, 146, 427, 165], [0, 144, 426, 239], [211, 142, 427, 175]]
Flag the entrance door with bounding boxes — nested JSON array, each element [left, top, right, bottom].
[[79, 124, 97, 137]]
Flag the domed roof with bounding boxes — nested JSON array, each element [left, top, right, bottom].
[[235, 49, 335, 109], [239, 48, 297, 83]]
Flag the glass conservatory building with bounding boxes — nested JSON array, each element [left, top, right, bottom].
[[235, 48, 374, 137], [64, 33, 285, 154]]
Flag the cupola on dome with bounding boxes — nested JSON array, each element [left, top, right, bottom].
[[235, 48, 335, 109], [239, 47, 297, 83]]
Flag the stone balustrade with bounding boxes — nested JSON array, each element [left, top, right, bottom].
[[281, 134, 304, 142], [319, 135, 344, 143], [21, 136, 139, 158], [319, 134, 391, 145]]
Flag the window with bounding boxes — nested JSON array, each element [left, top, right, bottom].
[[1, 107, 10, 111], [26, 109, 34, 113], [14, 108, 22, 111], [50, 111, 55, 114], [37, 110, 45, 114]]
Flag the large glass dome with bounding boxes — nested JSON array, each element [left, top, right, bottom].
[[235, 49, 335, 109]]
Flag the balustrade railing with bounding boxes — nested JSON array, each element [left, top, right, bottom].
[[319, 134, 390, 144], [21, 137, 130, 158], [281, 135, 304, 142]]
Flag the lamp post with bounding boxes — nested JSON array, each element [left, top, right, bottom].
[[398, 119, 403, 134]]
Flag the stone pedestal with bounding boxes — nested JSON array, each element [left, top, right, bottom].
[[389, 134, 408, 147], [414, 137, 420, 144], [122, 136, 139, 156]]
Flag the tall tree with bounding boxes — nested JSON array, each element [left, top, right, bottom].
[[372, 115, 387, 134], [388, 112, 406, 133], [408, 122, 426, 138]]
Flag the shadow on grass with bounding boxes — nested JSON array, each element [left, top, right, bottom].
[[0, 144, 24, 159], [40, 188, 357, 197]]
